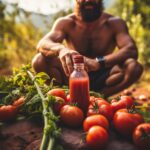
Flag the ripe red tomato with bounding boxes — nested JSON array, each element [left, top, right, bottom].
[[47, 88, 67, 114], [83, 114, 109, 132], [87, 103, 99, 116], [133, 123, 150, 150], [13, 97, 25, 107], [60, 105, 84, 128], [66, 94, 71, 103], [113, 109, 144, 136], [111, 96, 134, 112], [96, 99, 110, 106], [89, 96, 109, 105], [98, 103, 114, 121], [89, 96, 96, 101], [53, 96, 65, 114], [86, 126, 109, 150], [47, 88, 67, 101], [0, 105, 18, 121], [87, 100, 114, 121]]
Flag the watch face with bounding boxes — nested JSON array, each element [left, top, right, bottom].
[[96, 56, 105, 68]]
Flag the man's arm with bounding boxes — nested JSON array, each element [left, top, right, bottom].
[[104, 17, 138, 68], [83, 18, 138, 72], [37, 17, 68, 57], [37, 17, 79, 76]]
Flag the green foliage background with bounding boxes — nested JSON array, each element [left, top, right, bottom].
[[0, 2, 42, 74], [0, 0, 150, 76], [108, 0, 150, 67]]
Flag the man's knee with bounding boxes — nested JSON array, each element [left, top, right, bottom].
[[32, 53, 47, 73], [125, 58, 143, 81]]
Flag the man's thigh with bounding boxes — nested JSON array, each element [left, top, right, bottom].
[[88, 64, 125, 91], [88, 68, 111, 91]]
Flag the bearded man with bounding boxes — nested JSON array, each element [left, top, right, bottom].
[[32, 0, 143, 97]]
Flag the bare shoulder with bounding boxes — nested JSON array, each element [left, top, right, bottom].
[[105, 13, 128, 32], [109, 17, 127, 28], [52, 13, 75, 30]]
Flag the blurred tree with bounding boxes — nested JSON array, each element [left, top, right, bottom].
[[0, 1, 5, 48], [134, 0, 150, 66], [0, 1, 11, 71], [108, 0, 150, 67], [133, 0, 150, 29], [0, 1, 42, 74]]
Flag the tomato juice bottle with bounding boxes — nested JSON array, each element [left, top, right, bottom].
[[69, 55, 90, 114]]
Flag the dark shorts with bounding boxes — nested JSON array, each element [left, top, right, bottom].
[[88, 68, 111, 91]]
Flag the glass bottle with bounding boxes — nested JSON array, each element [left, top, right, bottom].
[[69, 55, 90, 114]]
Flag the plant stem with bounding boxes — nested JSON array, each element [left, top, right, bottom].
[[40, 132, 50, 150], [27, 71, 55, 150], [47, 138, 55, 150]]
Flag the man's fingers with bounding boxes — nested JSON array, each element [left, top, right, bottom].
[[60, 57, 69, 76], [65, 55, 73, 74], [59, 49, 79, 76]]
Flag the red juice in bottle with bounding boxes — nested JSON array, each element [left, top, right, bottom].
[[69, 55, 90, 114]]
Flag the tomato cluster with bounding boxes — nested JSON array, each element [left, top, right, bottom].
[[47, 88, 150, 150], [47, 88, 70, 114], [47, 88, 84, 128], [88, 97, 114, 121], [111, 95, 135, 112], [0, 97, 25, 121], [1, 87, 149, 149]]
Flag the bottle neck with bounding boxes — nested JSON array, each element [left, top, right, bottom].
[[74, 63, 85, 70]]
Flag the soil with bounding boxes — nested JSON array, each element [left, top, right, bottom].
[[0, 119, 138, 150]]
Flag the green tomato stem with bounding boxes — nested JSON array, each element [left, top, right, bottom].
[[47, 138, 55, 150], [27, 71, 55, 150], [40, 133, 50, 150]]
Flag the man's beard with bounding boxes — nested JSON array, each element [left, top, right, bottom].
[[74, 1, 104, 22]]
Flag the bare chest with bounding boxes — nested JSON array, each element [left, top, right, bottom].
[[66, 23, 116, 57]]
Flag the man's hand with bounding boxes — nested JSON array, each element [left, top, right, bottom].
[[59, 48, 80, 76], [84, 57, 100, 72]]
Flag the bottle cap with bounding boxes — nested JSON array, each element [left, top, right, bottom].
[[72, 55, 84, 64]]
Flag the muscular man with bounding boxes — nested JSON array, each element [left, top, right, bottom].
[[32, 0, 143, 97]]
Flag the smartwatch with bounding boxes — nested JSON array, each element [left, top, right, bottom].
[[96, 56, 105, 69]]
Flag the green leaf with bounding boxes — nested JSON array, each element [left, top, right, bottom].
[[26, 94, 41, 105], [34, 72, 50, 86]]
